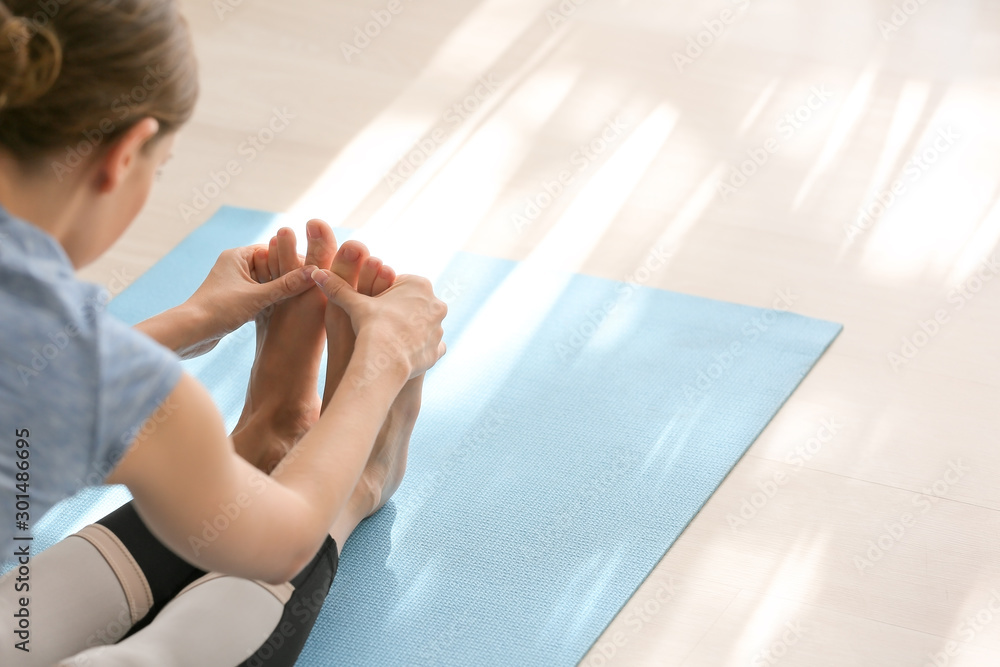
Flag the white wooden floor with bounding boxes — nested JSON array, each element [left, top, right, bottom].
[[80, 0, 1000, 664]]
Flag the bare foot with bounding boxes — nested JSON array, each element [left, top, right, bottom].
[[320, 239, 372, 407], [231, 221, 336, 472], [232, 228, 422, 551], [324, 251, 423, 530]]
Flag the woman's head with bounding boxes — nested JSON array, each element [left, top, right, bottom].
[[0, 0, 198, 266]]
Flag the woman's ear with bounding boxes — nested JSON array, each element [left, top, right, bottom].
[[96, 117, 161, 194]]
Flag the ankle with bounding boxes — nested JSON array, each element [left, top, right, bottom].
[[328, 482, 379, 548], [352, 475, 382, 519], [230, 404, 312, 471], [254, 395, 318, 435], [231, 421, 279, 470]]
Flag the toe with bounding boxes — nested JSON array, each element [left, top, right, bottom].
[[358, 257, 383, 297], [267, 236, 280, 280], [330, 240, 370, 289], [253, 246, 270, 284], [276, 228, 301, 275], [371, 264, 396, 296], [305, 219, 338, 270]]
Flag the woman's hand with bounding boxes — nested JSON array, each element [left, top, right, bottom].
[[310, 270, 448, 380], [136, 244, 317, 358], [189, 244, 319, 344]]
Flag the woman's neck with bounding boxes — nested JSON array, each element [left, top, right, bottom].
[[0, 152, 88, 261]]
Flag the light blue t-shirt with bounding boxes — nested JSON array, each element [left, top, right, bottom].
[[0, 206, 182, 554]]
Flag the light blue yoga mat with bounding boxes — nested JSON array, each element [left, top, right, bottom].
[[24, 206, 841, 666]]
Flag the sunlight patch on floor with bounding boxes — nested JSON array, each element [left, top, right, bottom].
[[792, 61, 880, 210]]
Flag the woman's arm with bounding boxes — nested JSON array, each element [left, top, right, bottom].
[[108, 332, 406, 584], [134, 300, 218, 358]]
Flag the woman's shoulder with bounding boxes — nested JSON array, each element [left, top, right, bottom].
[[1, 212, 107, 326], [1, 225, 107, 367]]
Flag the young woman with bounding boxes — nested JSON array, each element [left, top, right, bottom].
[[0, 0, 446, 664]]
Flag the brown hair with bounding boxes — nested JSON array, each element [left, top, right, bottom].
[[0, 0, 198, 167]]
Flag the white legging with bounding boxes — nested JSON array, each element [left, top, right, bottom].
[[0, 527, 329, 666], [59, 571, 287, 667]]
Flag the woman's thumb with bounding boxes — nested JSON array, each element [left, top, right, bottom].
[[252, 265, 316, 310], [311, 269, 366, 310], [267, 265, 316, 300]]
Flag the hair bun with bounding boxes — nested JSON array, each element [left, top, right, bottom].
[[0, 8, 62, 111]]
